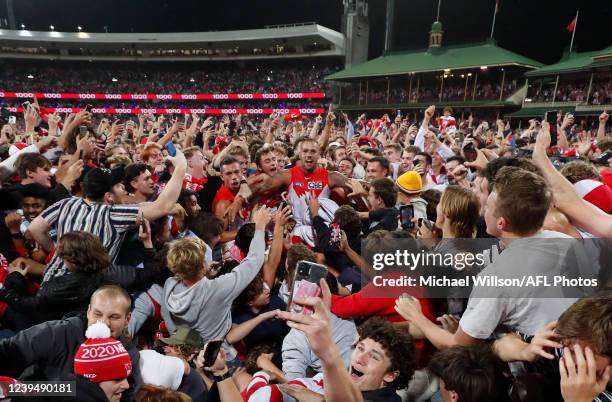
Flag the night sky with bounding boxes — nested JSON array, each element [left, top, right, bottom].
[[3, 0, 610, 64]]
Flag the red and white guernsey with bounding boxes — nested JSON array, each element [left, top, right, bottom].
[[288, 166, 331, 225]]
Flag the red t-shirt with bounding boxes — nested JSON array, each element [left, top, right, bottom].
[[600, 169, 612, 190], [331, 273, 436, 367], [212, 185, 237, 212]]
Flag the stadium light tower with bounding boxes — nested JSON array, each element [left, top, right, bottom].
[[342, 0, 369, 68], [20, 23, 25, 29], [49, 25, 55, 31], [77, 25, 82, 31]]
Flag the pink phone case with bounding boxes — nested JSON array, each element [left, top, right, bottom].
[[290, 280, 321, 315]]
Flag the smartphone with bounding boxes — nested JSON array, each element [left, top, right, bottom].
[[330, 223, 341, 246], [79, 125, 88, 137], [399, 205, 415, 230], [203, 340, 223, 368], [165, 142, 177, 157], [546, 111, 558, 147], [288, 261, 328, 315], [396, 110, 401, 118], [22, 101, 31, 111], [140, 212, 148, 233], [85, 104, 93, 112], [8, 116, 16, 125]]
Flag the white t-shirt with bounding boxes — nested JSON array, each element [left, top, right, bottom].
[[459, 230, 582, 339]]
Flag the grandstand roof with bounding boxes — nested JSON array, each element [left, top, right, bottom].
[[525, 46, 612, 77], [0, 24, 345, 61], [326, 40, 543, 81]]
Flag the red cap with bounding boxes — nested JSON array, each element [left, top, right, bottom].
[[574, 179, 612, 213]]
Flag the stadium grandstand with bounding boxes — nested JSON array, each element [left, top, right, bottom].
[[0, 23, 347, 117], [0, 2, 611, 401], [326, 21, 545, 119], [508, 45, 612, 119]]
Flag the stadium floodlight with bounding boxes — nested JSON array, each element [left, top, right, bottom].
[[111, 77, 118, 82], [77, 26, 83, 31], [20, 24, 26, 29], [49, 25, 55, 31], [444, 69, 450, 73], [27, 74, 34, 79], [189, 78, 195, 83], [480, 66, 488, 70], [524, 98, 532, 103], [467, 73, 473, 77]]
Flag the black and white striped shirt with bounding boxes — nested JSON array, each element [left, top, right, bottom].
[[40, 197, 140, 282]]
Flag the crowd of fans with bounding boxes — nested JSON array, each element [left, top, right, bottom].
[[529, 81, 612, 104], [0, 96, 610, 402], [0, 62, 337, 94], [0, 100, 327, 113], [359, 80, 521, 104]]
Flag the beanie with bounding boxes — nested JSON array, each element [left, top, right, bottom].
[[74, 322, 132, 383], [396, 171, 423, 194]]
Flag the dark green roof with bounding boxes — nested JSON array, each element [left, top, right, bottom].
[[525, 46, 612, 77], [505, 106, 575, 118], [431, 21, 443, 32], [326, 40, 543, 81]]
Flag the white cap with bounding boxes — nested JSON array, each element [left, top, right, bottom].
[[138, 350, 185, 390]]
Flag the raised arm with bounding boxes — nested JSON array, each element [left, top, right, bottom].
[[139, 150, 187, 221], [532, 122, 612, 237], [318, 113, 335, 151], [558, 113, 574, 150], [157, 120, 183, 147], [492, 322, 561, 363], [265, 118, 280, 144], [415, 105, 435, 151], [394, 294, 478, 350], [597, 110, 608, 141], [278, 280, 363, 402], [250, 169, 291, 196], [263, 206, 291, 288], [212, 208, 270, 300], [27, 215, 54, 253]]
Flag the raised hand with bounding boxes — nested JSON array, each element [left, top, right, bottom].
[[4, 213, 22, 234], [560, 344, 611, 402], [424, 105, 435, 120], [394, 293, 422, 321], [519, 321, 562, 361], [252, 206, 272, 231]]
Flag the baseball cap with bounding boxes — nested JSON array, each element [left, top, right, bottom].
[[159, 325, 204, 348], [83, 166, 126, 199]]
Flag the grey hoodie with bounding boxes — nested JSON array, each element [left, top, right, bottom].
[[161, 230, 265, 347]]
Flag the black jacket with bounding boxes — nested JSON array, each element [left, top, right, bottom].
[[311, 215, 361, 272], [0, 249, 163, 323], [364, 208, 399, 235], [0, 315, 141, 401], [362, 387, 401, 402]]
